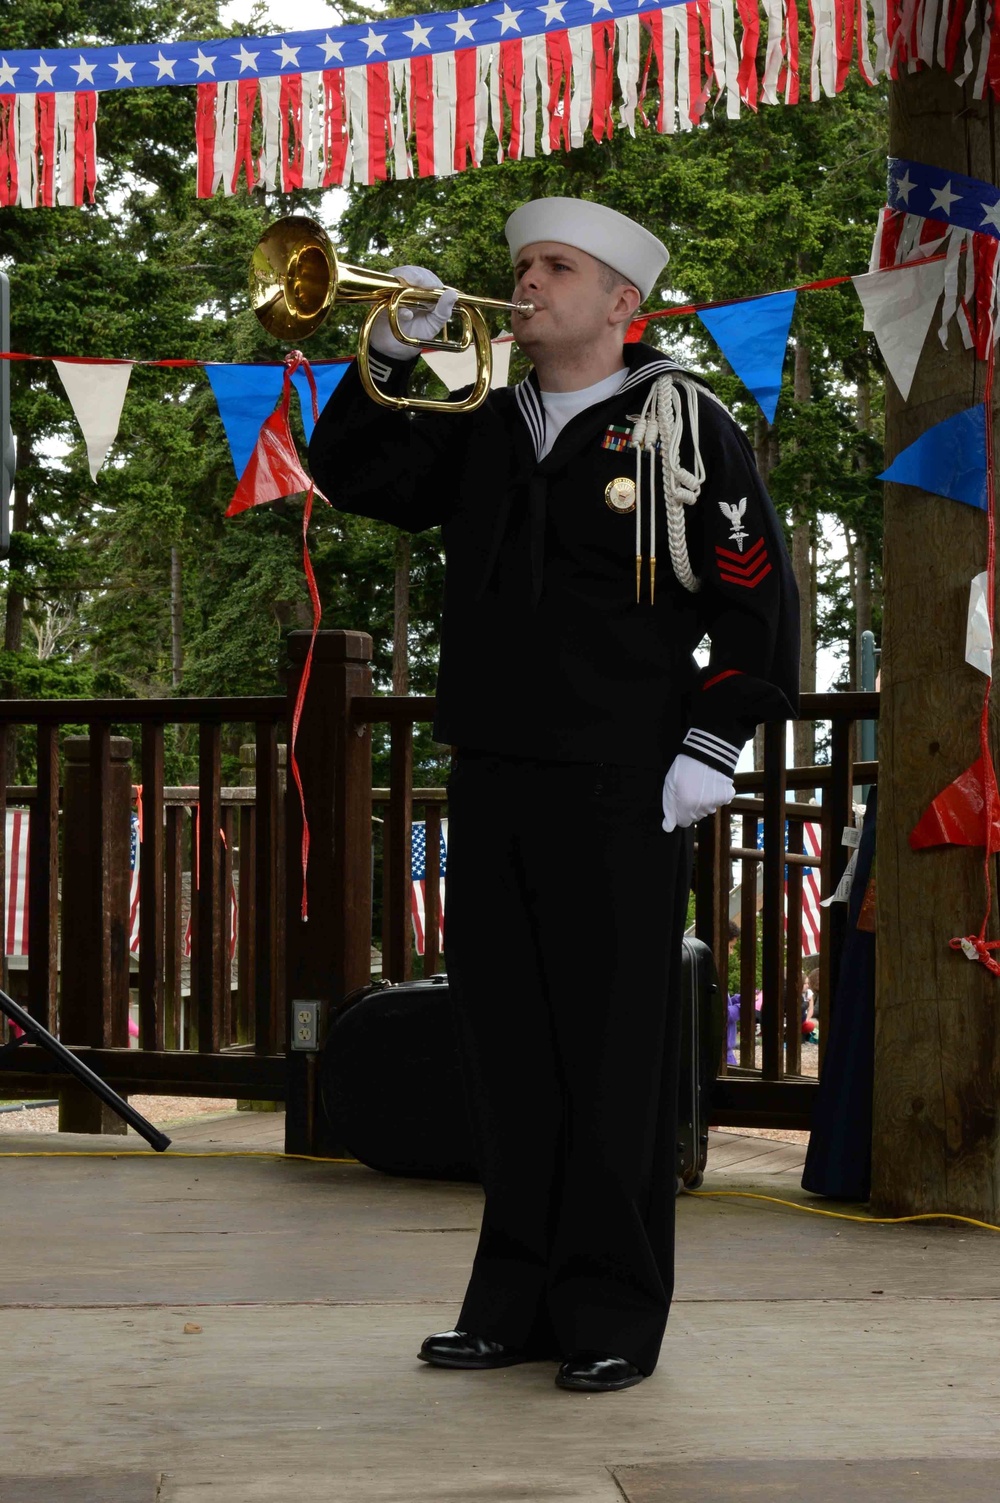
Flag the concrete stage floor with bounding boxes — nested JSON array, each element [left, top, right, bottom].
[[1, 1112, 998, 1502]]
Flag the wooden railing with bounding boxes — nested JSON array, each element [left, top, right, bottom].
[[0, 696, 287, 1113], [349, 677, 881, 1133], [0, 630, 880, 1150]]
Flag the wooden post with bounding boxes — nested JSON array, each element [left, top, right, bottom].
[[695, 808, 730, 978], [59, 733, 133, 1134], [759, 722, 787, 1081], [27, 724, 58, 1032], [873, 69, 1000, 1219], [383, 720, 414, 982], [197, 722, 223, 1054], [164, 805, 183, 1051], [284, 630, 373, 1155], [138, 724, 165, 1051]]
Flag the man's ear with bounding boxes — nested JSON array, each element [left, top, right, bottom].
[[610, 284, 642, 328]]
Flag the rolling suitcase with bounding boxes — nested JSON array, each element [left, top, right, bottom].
[[319, 974, 480, 1181], [675, 936, 726, 1190], [321, 941, 724, 1188]]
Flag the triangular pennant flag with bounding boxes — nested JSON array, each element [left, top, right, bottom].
[[851, 261, 945, 402], [290, 362, 350, 443], [966, 571, 993, 677], [421, 337, 512, 393], [226, 404, 322, 517], [877, 405, 988, 510], [54, 360, 133, 481], [696, 290, 796, 425], [206, 364, 286, 477], [909, 755, 1000, 853]]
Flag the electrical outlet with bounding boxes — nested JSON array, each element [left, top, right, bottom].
[[291, 1000, 320, 1051]]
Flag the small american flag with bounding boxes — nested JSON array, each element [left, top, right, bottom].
[[5, 808, 29, 957], [410, 819, 447, 956], [129, 811, 141, 954], [755, 817, 823, 959], [800, 822, 823, 956]]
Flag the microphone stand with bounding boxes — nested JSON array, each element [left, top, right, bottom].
[[0, 988, 171, 1152]]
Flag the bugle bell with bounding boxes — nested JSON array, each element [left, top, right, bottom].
[[249, 215, 534, 414]]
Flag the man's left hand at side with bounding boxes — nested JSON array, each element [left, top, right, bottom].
[[661, 754, 735, 832]]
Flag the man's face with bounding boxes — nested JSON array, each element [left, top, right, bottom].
[[510, 241, 634, 359]]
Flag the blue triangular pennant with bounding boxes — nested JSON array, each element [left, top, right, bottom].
[[290, 362, 350, 443], [878, 405, 987, 511], [206, 364, 287, 478], [697, 290, 796, 425]]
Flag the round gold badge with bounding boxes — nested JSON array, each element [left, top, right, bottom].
[[605, 477, 637, 514]]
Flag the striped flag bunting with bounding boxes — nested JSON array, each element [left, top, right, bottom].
[[0, 0, 997, 206], [871, 157, 1000, 361]]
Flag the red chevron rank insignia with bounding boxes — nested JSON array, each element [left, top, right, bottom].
[[715, 536, 772, 589]]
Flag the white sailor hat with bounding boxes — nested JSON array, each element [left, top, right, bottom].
[[505, 197, 668, 301]]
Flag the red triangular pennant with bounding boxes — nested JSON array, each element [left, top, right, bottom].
[[225, 403, 324, 517], [909, 756, 1000, 854]]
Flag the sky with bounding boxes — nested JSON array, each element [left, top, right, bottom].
[[220, 1, 345, 29]]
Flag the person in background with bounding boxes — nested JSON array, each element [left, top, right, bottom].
[[802, 967, 820, 1043], [726, 920, 742, 1066]]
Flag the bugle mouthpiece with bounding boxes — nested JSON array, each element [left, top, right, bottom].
[[513, 299, 535, 318]]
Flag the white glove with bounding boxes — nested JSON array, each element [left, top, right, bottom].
[[662, 754, 735, 832], [368, 265, 460, 360]]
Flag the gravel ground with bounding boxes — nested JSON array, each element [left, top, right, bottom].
[[0, 1095, 238, 1133]]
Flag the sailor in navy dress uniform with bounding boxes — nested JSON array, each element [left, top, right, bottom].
[[308, 197, 799, 1393]]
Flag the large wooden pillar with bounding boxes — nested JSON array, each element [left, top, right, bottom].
[[873, 68, 1000, 1219]]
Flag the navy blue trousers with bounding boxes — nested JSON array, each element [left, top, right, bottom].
[[444, 752, 693, 1375]]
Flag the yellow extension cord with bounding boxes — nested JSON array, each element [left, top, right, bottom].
[[0, 1147, 998, 1233]]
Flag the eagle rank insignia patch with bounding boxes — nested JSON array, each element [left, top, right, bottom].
[[605, 477, 637, 514], [719, 497, 750, 550]]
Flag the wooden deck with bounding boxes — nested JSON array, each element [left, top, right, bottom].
[[1, 1115, 997, 1501]]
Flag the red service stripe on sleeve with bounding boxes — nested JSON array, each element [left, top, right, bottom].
[[715, 536, 765, 566], [717, 561, 773, 590], [702, 669, 744, 691]]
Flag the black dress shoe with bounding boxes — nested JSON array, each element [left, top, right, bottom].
[[555, 1353, 646, 1392], [417, 1329, 531, 1369]]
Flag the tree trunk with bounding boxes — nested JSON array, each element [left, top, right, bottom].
[[872, 66, 1000, 1221], [2, 430, 31, 772], [170, 546, 183, 692], [855, 535, 872, 662], [844, 526, 859, 688], [392, 534, 410, 697], [2, 430, 31, 666]]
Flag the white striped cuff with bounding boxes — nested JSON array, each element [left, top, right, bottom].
[[682, 728, 742, 774], [366, 353, 394, 386]]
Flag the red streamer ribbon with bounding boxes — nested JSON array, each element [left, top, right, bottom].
[[226, 351, 329, 922], [949, 342, 999, 973]]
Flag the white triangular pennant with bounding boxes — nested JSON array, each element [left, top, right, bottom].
[[966, 570, 993, 678], [421, 336, 512, 393], [54, 360, 134, 481], [851, 261, 945, 403]]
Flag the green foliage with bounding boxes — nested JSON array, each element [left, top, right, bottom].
[[1, 1, 888, 794]]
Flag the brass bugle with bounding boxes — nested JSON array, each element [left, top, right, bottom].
[[249, 215, 534, 414]]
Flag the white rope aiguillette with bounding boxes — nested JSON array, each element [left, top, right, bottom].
[[630, 374, 723, 601]]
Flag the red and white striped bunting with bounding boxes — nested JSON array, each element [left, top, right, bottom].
[[0, 91, 97, 207], [1, 0, 998, 206]]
